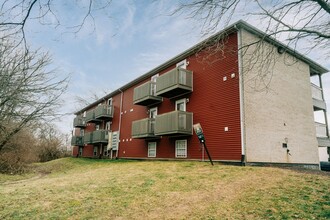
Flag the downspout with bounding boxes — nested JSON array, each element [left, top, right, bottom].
[[116, 88, 124, 158], [236, 25, 246, 164]]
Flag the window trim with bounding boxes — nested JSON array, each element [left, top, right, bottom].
[[148, 142, 157, 158], [149, 107, 157, 119], [105, 121, 111, 131], [175, 140, 187, 158], [176, 59, 187, 69], [108, 98, 113, 106], [175, 98, 186, 111]]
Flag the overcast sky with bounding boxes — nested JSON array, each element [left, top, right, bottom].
[[23, 1, 330, 136]]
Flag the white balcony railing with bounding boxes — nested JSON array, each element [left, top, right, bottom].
[[311, 83, 323, 101], [315, 122, 328, 138]]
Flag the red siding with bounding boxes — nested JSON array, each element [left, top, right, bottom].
[[74, 32, 241, 161], [72, 146, 78, 156], [187, 33, 241, 160]]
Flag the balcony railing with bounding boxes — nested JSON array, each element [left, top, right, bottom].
[[156, 68, 193, 98], [84, 130, 109, 145], [311, 83, 323, 101], [73, 116, 86, 128], [85, 110, 96, 123], [132, 118, 158, 139], [85, 105, 114, 123], [315, 122, 328, 138], [95, 105, 114, 121], [155, 111, 193, 136], [84, 132, 93, 144], [71, 136, 84, 146], [133, 81, 162, 106], [311, 83, 326, 110], [92, 130, 109, 143]]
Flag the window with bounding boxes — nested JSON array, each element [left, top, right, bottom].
[[83, 111, 86, 117], [80, 128, 85, 136], [106, 122, 111, 131], [175, 140, 187, 158], [148, 142, 156, 157], [150, 74, 159, 96], [93, 146, 98, 156], [108, 98, 113, 106], [175, 99, 186, 111], [149, 107, 157, 133], [176, 59, 187, 69], [79, 147, 83, 156], [149, 107, 157, 118], [95, 124, 100, 130]]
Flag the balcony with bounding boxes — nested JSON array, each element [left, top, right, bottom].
[[92, 130, 109, 144], [84, 130, 109, 145], [71, 136, 84, 146], [156, 68, 193, 98], [95, 105, 114, 121], [315, 122, 330, 147], [85, 105, 114, 123], [132, 118, 159, 139], [133, 81, 162, 106], [315, 122, 328, 138], [311, 83, 326, 110], [84, 132, 93, 144], [85, 110, 97, 123], [73, 116, 86, 128], [155, 111, 193, 136]]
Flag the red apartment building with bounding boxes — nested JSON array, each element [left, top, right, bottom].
[[71, 21, 329, 169]]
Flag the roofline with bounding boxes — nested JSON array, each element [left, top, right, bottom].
[[75, 20, 328, 115], [234, 20, 328, 75]]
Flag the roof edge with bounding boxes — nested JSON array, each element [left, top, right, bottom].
[[75, 20, 328, 114]]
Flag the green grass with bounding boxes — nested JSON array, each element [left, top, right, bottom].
[[0, 158, 329, 219]]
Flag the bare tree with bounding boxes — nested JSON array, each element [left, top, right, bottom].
[[36, 123, 66, 162], [174, 0, 330, 56], [0, 0, 112, 48], [0, 39, 68, 152]]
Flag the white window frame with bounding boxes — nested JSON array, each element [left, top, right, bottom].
[[175, 140, 187, 158], [175, 99, 186, 111], [176, 59, 187, 69], [105, 121, 111, 131], [108, 98, 113, 106], [148, 142, 157, 157], [149, 107, 157, 118], [95, 124, 100, 130]]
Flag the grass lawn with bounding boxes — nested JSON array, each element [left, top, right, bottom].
[[0, 158, 329, 219]]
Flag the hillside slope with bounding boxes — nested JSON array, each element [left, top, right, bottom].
[[0, 158, 329, 219]]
